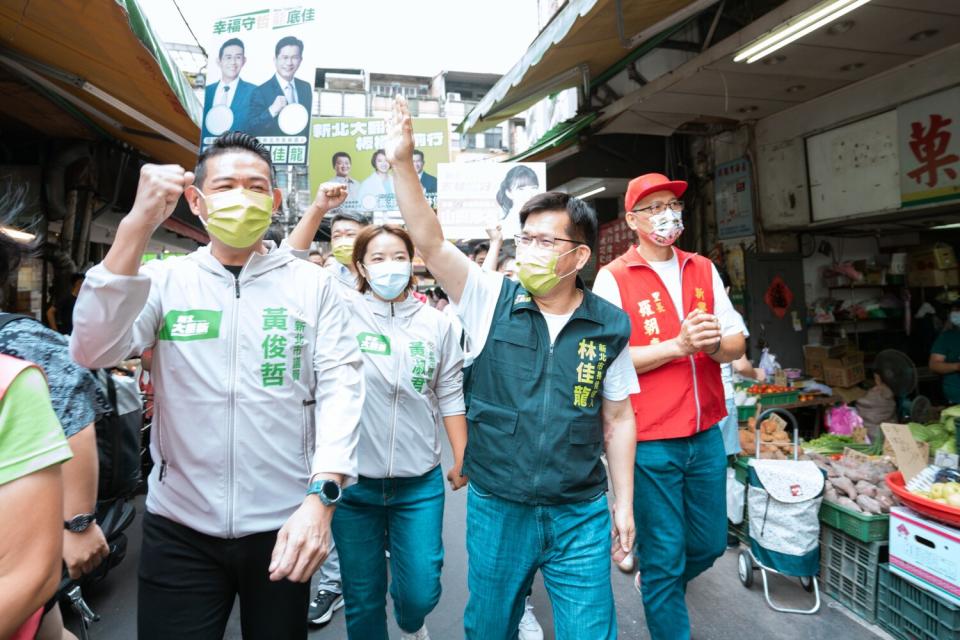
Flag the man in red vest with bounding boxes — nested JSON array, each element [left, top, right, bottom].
[[592, 173, 746, 640]]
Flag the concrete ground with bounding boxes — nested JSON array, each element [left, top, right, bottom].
[[65, 440, 893, 639]]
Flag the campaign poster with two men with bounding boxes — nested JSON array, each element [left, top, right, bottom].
[[201, 4, 320, 165]]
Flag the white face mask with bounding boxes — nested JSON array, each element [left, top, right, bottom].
[[647, 209, 684, 246], [364, 261, 411, 300], [950, 311, 960, 327]]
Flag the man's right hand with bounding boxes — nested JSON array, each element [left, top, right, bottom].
[[270, 95, 289, 117], [486, 222, 503, 243], [676, 310, 722, 355], [128, 164, 194, 232], [63, 523, 109, 579], [384, 95, 414, 166]]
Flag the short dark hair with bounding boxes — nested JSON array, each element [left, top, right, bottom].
[[70, 272, 85, 286], [497, 165, 539, 215], [308, 250, 322, 257], [471, 242, 489, 258], [332, 151, 351, 168], [412, 149, 424, 160], [519, 191, 598, 251], [371, 149, 387, 169], [219, 38, 244, 59], [331, 210, 370, 228], [275, 36, 304, 57], [194, 131, 274, 188], [353, 225, 416, 294]]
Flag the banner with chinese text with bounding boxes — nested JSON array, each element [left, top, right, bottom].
[[596, 217, 633, 268], [899, 87, 960, 207], [307, 117, 449, 216], [715, 157, 755, 239], [436, 162, 546, 239], [202, 4, 320, 165]]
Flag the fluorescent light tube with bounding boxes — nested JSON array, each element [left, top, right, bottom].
[[734, 0, 872, 64]]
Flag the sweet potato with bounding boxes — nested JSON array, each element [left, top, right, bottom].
[[835, 496, 863, 512], [832, 475, 858, 499], [855, 481, 878, 498], [856, 495, 883, 515]]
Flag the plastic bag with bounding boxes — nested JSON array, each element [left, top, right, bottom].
[[826, 405, 863, 435], [759, 348, 779, 377], [727, 467, 745, 525]]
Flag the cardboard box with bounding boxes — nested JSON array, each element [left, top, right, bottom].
[[824, 362, 865, 388], [805, 358, 824, 381], [803, 343, 847, 362], [889, 507, 960, 607], [909, 244, 957, 271], [823, 350, 864, 369], [908, 267, 960, 288], [833, 386, 867, 403]]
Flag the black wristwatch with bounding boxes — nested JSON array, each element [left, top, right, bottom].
[[64, 513, 96, 533], [306, 479, 343, 506]]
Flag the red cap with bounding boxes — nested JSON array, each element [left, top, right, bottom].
[[625, 173, 687, 212]]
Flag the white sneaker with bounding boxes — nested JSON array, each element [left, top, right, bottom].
[[518, 597, 544, 640], [400, 625, 430, 640]]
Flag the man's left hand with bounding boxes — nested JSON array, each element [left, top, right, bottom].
[[313, 183, 349, 213], [610, 501, 635, 563], [268, 495, 332, 582], [63, 523, 110, 579]]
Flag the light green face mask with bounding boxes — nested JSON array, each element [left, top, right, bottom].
[[516, 246, 578, 296], [195, 187, 274, 248], [332, 241, 355, 266]]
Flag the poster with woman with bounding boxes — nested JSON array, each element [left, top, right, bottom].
[[307, 117, 449, 214], [436, 162, 546, 239]]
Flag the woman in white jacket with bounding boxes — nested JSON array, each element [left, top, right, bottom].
[[332, 224, 467, 640]]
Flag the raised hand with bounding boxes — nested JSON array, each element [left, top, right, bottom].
[[128, 164, 194, 232], [383, 95, 414, 166], [486, 222, 503, 243], [312, 182, 349, 212]]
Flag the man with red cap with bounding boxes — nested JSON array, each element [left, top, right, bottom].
[[592, 173, 746, 640]]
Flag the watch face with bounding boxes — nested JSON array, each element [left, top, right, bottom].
[[67, 514, 95, 532], [321, 481, 341, 502]]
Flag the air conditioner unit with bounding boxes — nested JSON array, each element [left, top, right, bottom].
[[446, 92, 462, 102]]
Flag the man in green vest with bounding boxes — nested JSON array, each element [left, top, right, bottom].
[[385, 96, 638, 640]]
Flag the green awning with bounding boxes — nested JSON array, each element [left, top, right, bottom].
[[506, 112, 597, 162]]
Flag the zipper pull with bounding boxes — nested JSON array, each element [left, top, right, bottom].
[[391, 302, 395, 317], [159, 460, 168, 482], [234, 277, 240, 299]]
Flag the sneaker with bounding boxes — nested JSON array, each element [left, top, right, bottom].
[[307, 589, 343, 626], [634, 571, 642, 595], [518, 597, 543, 640], [400, 625, 430, 640]]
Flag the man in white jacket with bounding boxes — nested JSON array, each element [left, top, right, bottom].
[[70, 132, 364, 639]]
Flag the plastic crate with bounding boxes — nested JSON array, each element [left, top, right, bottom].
[[819, 501, 889, 543], [737, 405, 758, 422], [756, 390, 799, 406], [820, 524, 889, 623], [733, 456, 750, 484], [729, 510, 750, 545], [877, 564, 960, 640]]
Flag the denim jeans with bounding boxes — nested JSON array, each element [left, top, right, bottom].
[[464, 483, 616, 640], [331, 465, 444, 640], [634, 426, 727, 640]]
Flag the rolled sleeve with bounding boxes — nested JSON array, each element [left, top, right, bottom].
[[435, 315, 466, 417], [310, 276, 364, 487]]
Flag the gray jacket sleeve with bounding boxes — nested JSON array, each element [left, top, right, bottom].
[[70, 262, 163, 369], [434, 313, 465, 417], [310, 275, 364, 486]]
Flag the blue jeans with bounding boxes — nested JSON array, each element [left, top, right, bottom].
[[464, 484, 616, 640], [331, 466, 444, 640], [634, 426, 727, 640]]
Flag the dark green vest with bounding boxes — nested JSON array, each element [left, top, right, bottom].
[[463, 278, 631, 505]]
